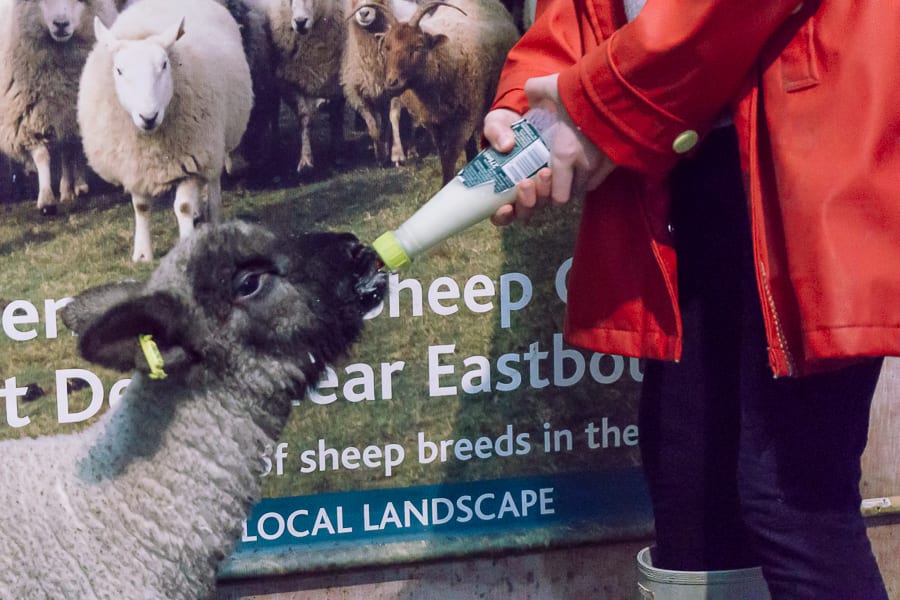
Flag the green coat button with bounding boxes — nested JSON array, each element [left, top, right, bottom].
[[672, 130, 699, 154]]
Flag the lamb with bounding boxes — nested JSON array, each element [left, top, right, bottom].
[[77, 0, 253, 262], [342, 0, 422, 166], [363, 0, 520, 184], [0, 0, 119, 214], [262, 0, 347, 173], [0, 220, 386, 599]]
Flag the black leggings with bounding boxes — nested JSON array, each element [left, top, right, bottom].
[[639, 127, 887, 599]]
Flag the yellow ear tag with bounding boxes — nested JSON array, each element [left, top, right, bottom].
[[139, 334, 167, 380]]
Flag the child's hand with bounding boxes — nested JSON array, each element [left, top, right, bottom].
[[482, 75, 616, 226]]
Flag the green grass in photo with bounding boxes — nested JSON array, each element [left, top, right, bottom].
[[1, 116, 640, 498]]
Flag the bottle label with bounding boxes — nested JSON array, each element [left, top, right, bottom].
[[458, 118, 550, 193]]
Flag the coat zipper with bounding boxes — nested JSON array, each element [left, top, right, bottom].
[[743, 78, 797, 378], [756, 261, 796, 377]]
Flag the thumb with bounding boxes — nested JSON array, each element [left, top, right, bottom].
[[483, 109, 521, 152], [524, 73, 561, 111]]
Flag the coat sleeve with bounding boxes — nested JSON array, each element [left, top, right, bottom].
[[493, 0, 813, 175]]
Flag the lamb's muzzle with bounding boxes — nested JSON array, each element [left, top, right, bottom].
[[287, 230, 387, 314], [354, 245, 388, 312]]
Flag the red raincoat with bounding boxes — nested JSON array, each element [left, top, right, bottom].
[[492, 0, 900, 376]]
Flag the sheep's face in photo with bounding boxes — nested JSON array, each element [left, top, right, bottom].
[[380, 24, 418, 92], [94, 16, 186, 132], [382, 24, 447, 93], [290, 0, 319, 33], [370, 2, 458, 93], [352, 3, 381, 30], [36, 0, 88, 42], [62, 222, 386, 399]]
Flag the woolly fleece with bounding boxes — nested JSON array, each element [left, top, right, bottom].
[[77, 0, 252, 199], [383, 0, 520, 182], [341, 0, 420, 163], [0, 221, 385, 599], [264, 0, 346, 100], [0, 0, 117, 165]]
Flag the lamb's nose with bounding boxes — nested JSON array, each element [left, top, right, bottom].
[[352, 243, 386, 311], [293, 17, 309, 33]]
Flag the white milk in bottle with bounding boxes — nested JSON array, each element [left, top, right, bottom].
[[373, 108, 558, 270]]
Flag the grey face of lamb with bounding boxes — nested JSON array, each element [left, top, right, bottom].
[[62, 221, 386, 396]]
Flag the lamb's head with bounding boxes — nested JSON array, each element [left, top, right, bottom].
[[93, 16, 185, 132], [62, 221, 386, 406], [34, 0, 92, 42], [363, 2, 465, 93]]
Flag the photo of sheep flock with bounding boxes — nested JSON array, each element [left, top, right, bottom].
[[0, 0, 646, 586]]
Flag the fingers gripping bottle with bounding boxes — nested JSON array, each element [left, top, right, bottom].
[[372, 108, 559, 270]]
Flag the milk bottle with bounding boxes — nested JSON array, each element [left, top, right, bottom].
[[372, 108, 559, 270]]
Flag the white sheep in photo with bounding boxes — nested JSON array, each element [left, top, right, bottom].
[[0, 220, 386, 599], [363, 0, 520, 184], [0, 0, 118, 213], [77, 0, 253, 262], [261, 0, 347, 174]]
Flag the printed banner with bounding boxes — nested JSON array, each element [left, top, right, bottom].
[[0, 0, 651, 582], [1, 154, 651, 576]]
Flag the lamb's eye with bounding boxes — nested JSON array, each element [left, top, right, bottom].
[[115, 67, 123, 76], [161, 60, 167, 71], [233, 271, 266, 300]]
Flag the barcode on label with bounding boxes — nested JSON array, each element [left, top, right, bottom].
[[458, 117, 551, 192], [502, 140, 550, 184]]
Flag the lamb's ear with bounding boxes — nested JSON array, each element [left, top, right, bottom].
[[62, 281, 145, 336], [155, 16, 186, 49], [75, 292, 193, 374]]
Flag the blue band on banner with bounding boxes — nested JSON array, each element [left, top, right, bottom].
[[236, 468, 651, 550]]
